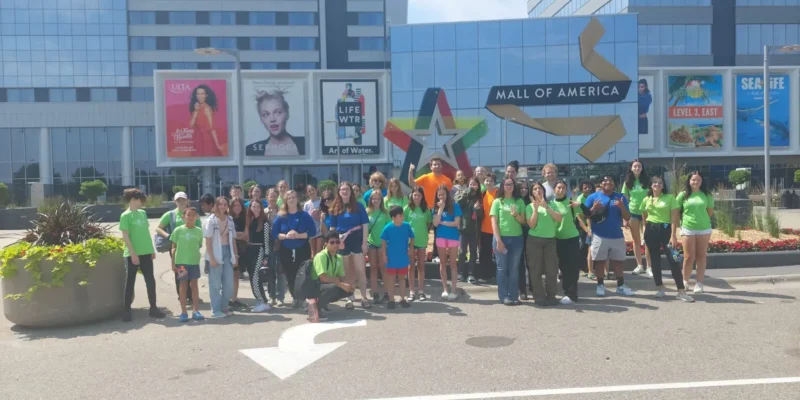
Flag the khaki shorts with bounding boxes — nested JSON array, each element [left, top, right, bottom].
[[590, 235, 626, 262]]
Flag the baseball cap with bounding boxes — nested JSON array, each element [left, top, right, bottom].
[[174, 192, 188, 201]]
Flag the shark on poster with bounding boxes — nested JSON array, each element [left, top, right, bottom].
[[320, 79, 380, 156], [736, 74, 790, 148]]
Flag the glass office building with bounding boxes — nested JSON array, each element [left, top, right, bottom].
[[389, 15, 640, 169]]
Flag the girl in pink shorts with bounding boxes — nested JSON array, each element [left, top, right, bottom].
[[433, 185, 462, 301]]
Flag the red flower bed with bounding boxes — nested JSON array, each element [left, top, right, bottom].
[[626, 238, 800, 255], [780, 228, 800, 236]]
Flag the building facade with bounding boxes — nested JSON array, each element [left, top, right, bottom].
[[0, 0, 407, 203], [528, 0, 800, 68]]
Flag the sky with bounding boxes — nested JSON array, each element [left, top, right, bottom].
[[407, 0, 527, 24]]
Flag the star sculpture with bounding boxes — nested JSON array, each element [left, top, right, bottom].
[[383, 88, 487, 186]]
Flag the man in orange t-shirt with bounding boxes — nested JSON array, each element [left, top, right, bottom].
[[408, 157, 453, 209], [478, 172, 498, 282]]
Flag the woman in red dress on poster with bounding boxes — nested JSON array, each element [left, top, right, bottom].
[[189, 84, 224, 157]]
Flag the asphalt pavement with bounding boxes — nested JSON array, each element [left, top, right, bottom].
[[2, 220, 800, 399]]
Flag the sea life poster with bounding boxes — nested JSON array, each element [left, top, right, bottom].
[[736, 74, 790, 148]]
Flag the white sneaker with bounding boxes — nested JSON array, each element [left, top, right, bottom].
[[646, 267, 653, 278], [448, 291, 459, 301], [677, 292, 695, 302], [441, 291, 450, 300], [616, 285, 635, 296], [432, 257, 440, 264], [683, 280, 690, 290], [252, 302, 271, 313], [559, 296, 574, 305], [596, 284, 605, 297], [632, 265, 645, 275], [693, 282, 704, 294], [655, 288, 666, 298]]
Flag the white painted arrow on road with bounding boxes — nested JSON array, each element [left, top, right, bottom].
[[240, 319, 366, 380]]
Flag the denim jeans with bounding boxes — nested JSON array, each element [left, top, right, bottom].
[[207, 245, 234, 315], [493, 235, 523, 302]]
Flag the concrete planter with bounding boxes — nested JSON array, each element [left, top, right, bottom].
[[2, 251, 125, 328], [84, 204, 124, 223], [0, 208, 38, 230]]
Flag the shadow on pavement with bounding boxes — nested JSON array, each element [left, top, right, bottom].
[[9, 307, 291, 341]]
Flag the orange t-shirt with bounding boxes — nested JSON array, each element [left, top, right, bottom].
[[415, 173, 453, 208], [481, 188, 498, 234]]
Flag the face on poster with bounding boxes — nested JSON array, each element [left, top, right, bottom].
[[667, 75, 723, 150], [243, 79, 307, 157], [638, 76, 655, 150], [164, 79, 229, 158], [320, 80, 380, 156], [736, 74, 790, 148]]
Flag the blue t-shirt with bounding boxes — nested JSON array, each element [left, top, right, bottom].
[[244, 199, 268, 209], [330, 202, 369, 233], [380, 222, 414, 269], [363, 188, 388, 205], [271, 210, 316, 249], [435, 203, 462, 241], [583, 191, 629, 239]]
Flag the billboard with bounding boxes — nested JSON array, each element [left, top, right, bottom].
[[243, 78, 307, 157], [667, 75, 723, 150], [320, 79, 380, 156], [164, 79, 230, 158], [736, 74, 790, 148], [638, 76, 655, 150]]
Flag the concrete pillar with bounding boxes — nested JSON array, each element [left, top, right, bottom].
[[38, 127, 52, 184], [121, 127, 134, 186], [202, 167, 214, 195]]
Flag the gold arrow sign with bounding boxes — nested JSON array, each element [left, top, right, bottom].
[[486, 17, 631, 163]]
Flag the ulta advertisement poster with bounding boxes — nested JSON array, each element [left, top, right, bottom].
[[735, 74, 790, 148], [164, 79, 229, 158], [667, 75, 723, 150]]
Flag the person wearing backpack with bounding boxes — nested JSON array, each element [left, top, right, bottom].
[[302, 231, 355, 321], [155, 192, 194, 303]]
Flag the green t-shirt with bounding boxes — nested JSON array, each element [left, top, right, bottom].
[[642, 194, 679, 224], [367, 210, 391, 246], [311, 250, 344, 280], [357, 198, 367, 208], [576, 193, 587, 206], [676, 191, 715, 231], [384, 196, 409, 210], [550, 199, 579, 239], [170, 225, 203, 265], [120, 209, 154, 257], [622, 179, 648, 214], [403, 206, 431, 248], [277, 197, 284, 209], [490, 197, 526, 237], [159, 210, 185, 231], [525, 202, 557, 239]]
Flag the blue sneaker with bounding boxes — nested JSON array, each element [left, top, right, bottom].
[[179, 313, 189, 323], [192, 311, 205, 321]]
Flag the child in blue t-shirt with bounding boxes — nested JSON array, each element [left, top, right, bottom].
[[380, 206, 415, 309]]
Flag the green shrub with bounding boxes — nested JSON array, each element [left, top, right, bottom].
[[144, 194, 166, 208], [0, 182, 9, 208], [38, 196, 66, 214], [243, 180, 258, 194], [753, 212, 764, 232], [79, 179, 108, 204], [317, 180, 337, 193], [714, 201, 737, 238], [728, 170, 751, 187], [764, 213, 780, 238], [172, 185, 186, 194], [24, 201, 111, 246], [794, 170, 800, 183]]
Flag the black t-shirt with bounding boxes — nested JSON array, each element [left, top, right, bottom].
[[248, 220, 265, 245]]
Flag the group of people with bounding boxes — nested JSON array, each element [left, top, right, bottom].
[[117, 158, 715, 322]]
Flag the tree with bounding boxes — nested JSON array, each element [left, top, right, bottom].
[[79, 179, 108, 204], [317, 180, 337, 193], [0, 182, 9, 208], [71, 167, 105, 184], [728, 169, 751, 187], [243, 180, 259, 194], [172, 185, 187, 194]]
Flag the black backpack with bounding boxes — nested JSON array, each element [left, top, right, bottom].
[[294, 259, 320, 300]]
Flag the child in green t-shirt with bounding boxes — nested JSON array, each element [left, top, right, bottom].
[[120, 188, 165, 322], [171, 207, 205, 323]]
